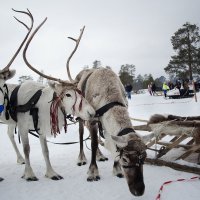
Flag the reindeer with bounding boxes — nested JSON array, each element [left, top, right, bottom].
[[2, 16, 96, 181], [0, 9, 36, 181], [19, 17, 96, 181], [66, 29, 147, 196]]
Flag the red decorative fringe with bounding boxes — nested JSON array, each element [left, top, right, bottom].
[[50, 90, 83, 137], [50, 96, 61, 137]]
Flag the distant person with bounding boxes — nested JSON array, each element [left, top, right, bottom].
[[175, 80, 181, 92], [125, 83, 133, 99], [148, 83, 152, 95], [162, 82, 169, 98], [151, 82, 156, 95], [168, 81, 174, 90]]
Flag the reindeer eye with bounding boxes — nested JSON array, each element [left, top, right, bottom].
[[122, 158, 128, 163], [66, 94, 71, 97]]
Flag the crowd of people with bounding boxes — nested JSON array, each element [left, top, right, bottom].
[[124, 79, 199, 100]]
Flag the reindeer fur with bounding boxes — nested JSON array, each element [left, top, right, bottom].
[[75, 68, 146, 196], [1, 78, 95, 181]]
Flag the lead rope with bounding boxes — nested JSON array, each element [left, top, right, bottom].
[[156, 176, 200, 200]]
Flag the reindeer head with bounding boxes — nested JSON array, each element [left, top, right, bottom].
[[48, 81, 95, 120], [112, 133, 147, 196], [0, 9, 34, 114], [23, 18, 95, 121]]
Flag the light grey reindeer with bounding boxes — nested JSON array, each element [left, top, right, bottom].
[[17, 17, 95, 181], [66, 28, 147, 196], [1, 16, 95, 181], [0, 9, 35, 182]]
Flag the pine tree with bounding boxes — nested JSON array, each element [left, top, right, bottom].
[[119, 64, 135, 85], [165, 22, 200, 80]]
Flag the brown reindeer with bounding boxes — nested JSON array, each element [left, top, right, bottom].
[[66, 28, 147, 196]]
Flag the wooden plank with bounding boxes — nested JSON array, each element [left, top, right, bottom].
[[146, 134, 165, 148], [157, 141, 193, 149], [170, 136, 179, 142], [133, 125, 151, 131], [145, 158, 200, 175], [156, 134, 188, 158], [176, 144, 200, 160], [186, 139, 194, 145]]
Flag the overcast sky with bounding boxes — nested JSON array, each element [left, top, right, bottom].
[[1, 0, 200, 83]]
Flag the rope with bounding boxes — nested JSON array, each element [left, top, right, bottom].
[[29, 130, 91, 145], [156, 176, 200, 200], [130, 117, 148, 122]]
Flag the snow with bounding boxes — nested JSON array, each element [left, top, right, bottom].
[[1, 92, 200, 200]]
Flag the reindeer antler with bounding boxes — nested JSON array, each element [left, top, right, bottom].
[[23, 17, 75, 86], [0, 8, 34, 73], [66, 26, 85, 82]]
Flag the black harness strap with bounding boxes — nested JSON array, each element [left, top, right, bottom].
[[95, 102, 126, 118], [9, 85, 42, 133], [95, 102, 126, 138], [15, 90, 42, 113], [2, 84, 10, 120], [9, 85, 20, 121], [117, 128, 135, 136]]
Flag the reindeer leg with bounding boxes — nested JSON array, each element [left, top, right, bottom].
[[96, 147, 108, 161], [39, 134, 63, 180], [7, 124, 25, 164], [77, 120, 87, 166], [113, 159, 124, 178], [87, 122, 100, 181], [20, 128, 38, 181]]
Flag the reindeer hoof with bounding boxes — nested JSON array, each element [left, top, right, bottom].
[[95, 176, 100, 181], [87, 176, 100, 182], [96, 156, 108, 162], [0, 177, 4, 182], [116, 173, 124, 178], [98, 157, 108, 162], [21, 175, 38, 181], [51, 175, 63, 180], [26, 177, 38, 181], [77, 161, 86, 166]]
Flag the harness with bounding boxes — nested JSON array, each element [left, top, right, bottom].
[[117, 147, 146, 168], [4, 84, 42, 132], [95, 102, 125, 118]]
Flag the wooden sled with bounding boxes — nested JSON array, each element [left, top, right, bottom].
[[133, 114, 200, 175]]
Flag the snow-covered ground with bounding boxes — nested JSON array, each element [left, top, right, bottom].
[[0, 92, 200, 200]]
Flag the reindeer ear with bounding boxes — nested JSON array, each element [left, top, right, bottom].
[[47, 80, 56, 89], [48, 81, 64, 94], [111, 135, 128, 148], [7, 69, 16, 80], [134, 132, 154, 143], [0, 69, 16, 80]]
